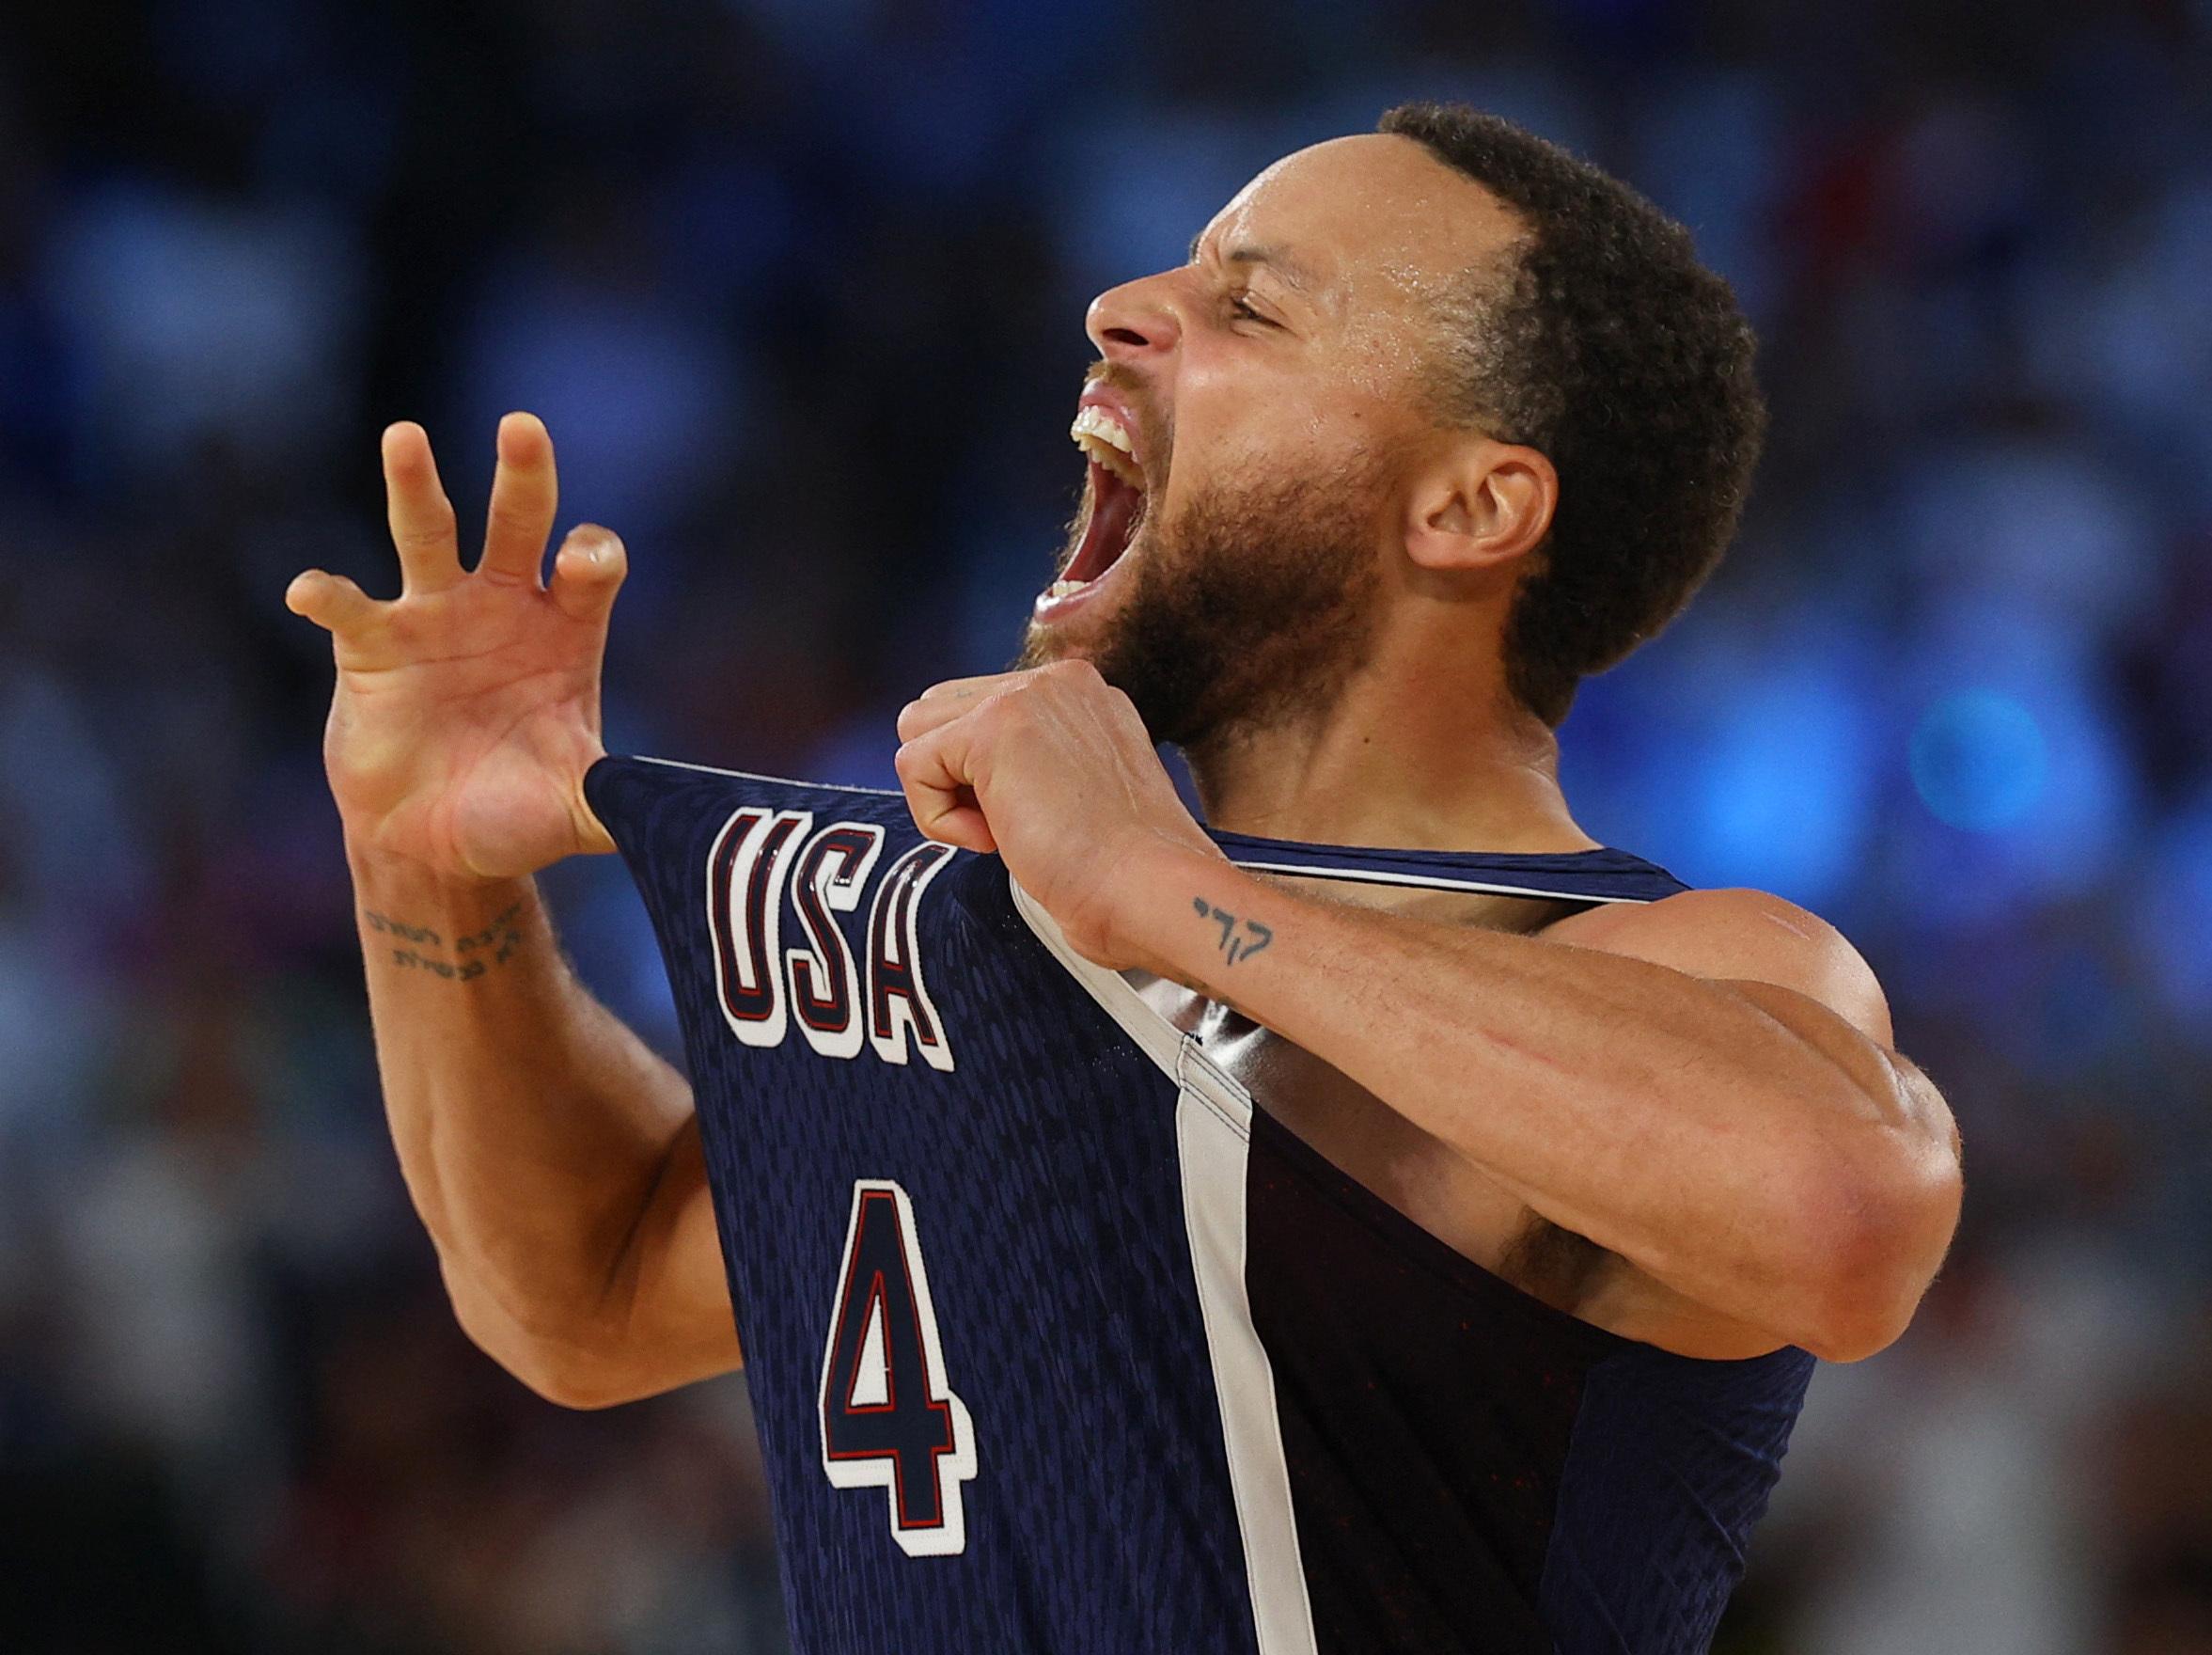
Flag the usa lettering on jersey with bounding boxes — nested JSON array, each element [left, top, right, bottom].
[[706, 808, 957, 1070]]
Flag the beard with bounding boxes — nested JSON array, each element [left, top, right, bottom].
[[1018, 453, 1388, 752]]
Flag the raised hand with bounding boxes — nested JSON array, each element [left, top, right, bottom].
[[288, 414, 626, 882]]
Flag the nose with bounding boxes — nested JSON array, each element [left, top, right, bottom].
[[1085, 271, 1182, 366]]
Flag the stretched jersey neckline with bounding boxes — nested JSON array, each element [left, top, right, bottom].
[[1210, 829, 1685, 900], [594, 753, 1688, 903]]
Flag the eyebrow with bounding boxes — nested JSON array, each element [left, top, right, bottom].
[[1187, 232, 1318, 294]]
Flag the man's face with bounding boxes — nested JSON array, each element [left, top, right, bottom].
[[1020, 134, 1525, 749]]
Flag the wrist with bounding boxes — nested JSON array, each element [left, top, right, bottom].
[[1113, 839, 1268, 986], [345, 836, 530, 914]]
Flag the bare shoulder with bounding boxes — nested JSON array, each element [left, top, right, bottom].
[[1541, 886, 1894, 1048]]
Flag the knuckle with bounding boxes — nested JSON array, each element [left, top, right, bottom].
[[400, 513, 455, 548]]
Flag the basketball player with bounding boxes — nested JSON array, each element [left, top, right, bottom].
[[288, 105, 1962, 1653]]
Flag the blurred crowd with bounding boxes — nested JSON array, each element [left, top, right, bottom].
[[1, 0, 2208, 1649]]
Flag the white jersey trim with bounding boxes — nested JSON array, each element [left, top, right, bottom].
[[1226, 858, 1662, 903], [1010, 879, 1321, 1655], [620, 751, 902, 796]]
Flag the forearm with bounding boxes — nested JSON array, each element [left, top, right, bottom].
[[1135, 852, 1939, 1342], [351, 846, 693, 1345]]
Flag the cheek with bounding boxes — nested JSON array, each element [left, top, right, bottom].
[[1172, 378, 1324, 485], [1178, 402, 1387, 510], [1160, 342, 1404, 519]]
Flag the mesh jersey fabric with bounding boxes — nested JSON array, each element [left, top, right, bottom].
[[583, 753, 1814, 1655]]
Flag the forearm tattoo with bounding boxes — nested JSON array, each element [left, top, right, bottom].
[[364, 901, 526, 983], [1192, 897, 1273, 967]]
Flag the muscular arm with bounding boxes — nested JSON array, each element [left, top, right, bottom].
[[291, 415, 735, 1409], [352, 856, 738, 1407], [890, 658, 1964, 1367], [1127, 860, 1962, 1363]]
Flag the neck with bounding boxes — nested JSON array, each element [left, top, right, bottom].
[[1184, 657, 1602, 856]]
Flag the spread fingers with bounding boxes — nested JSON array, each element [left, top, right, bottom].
[[285, 568, 381, 636], [382, 422, 463, 594], [478, 412, 559, 583]]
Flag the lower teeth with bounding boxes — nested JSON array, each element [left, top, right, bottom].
[[1047, 578, 1090, 597]]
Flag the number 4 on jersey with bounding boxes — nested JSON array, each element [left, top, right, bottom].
[[818, 1181, 978, 1556]]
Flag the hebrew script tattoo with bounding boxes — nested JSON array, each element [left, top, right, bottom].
[[365, 901, 526, 983], [1192, 897, 1273, 967]]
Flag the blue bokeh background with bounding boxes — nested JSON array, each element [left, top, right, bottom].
[[1, 1, 2208, 1650]]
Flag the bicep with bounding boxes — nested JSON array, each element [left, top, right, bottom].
[[1551, 886, 1894, 1046], [1551, 887, 1930, 1127], [1543, 889, 1962, 1353]]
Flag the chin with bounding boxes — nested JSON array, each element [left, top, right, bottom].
[[1018, 566, 1141, 670], [1016, 612, 1100, 672]]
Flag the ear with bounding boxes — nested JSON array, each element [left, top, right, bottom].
[[1404, 437, 1558, 575]]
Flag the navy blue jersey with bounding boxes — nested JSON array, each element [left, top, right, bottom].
[[583, 753, 1814, 1655]]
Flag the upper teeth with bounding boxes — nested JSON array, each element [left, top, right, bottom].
[[1070, 405, 1142, 487]]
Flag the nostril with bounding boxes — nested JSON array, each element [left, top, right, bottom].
[[1102, 325, 1149, 348]]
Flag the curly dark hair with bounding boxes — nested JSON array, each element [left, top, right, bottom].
[[1377, 102, 1767, 728]]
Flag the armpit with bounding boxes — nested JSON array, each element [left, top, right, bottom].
[[1493, 1212, 1614, 1315]]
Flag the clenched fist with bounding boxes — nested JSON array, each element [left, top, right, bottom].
[[894, 661, 1228, 969]]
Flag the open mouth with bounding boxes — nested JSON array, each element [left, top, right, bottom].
[[1045, 403, 1150, 605]]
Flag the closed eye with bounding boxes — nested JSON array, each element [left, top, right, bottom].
[[1230, 293, 1275, 327]]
